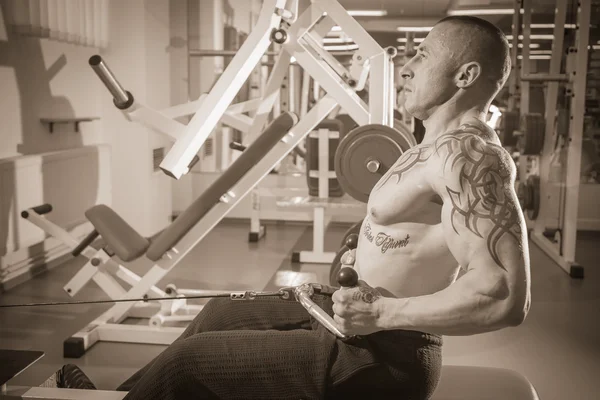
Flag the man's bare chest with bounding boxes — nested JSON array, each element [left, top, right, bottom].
[[368, 145, 442, 225]]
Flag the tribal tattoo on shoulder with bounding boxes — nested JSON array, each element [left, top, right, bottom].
[[434, 129, 522, 271], [373, 145, 435, 190]]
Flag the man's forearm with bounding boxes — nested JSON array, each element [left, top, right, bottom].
[[377, 268, 521, 336]]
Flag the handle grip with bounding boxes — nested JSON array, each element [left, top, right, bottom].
[[89, 55, 133, 109], [21, 204, 53, 219], [295, 287, 349, 339]]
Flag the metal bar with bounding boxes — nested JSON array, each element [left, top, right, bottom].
[[88, 55, 130, 107], [221, 112, 254, 133], [190, 49, 280, 57], [160, 0, 285, 179], [244, 50, 292, 144], [284, 4, 369, 125], [521, 73, 569, 82], [507, 0, 521, 111], [520, 0, 531, 114], [388, 53, 396, 125], [127, 105, 184, 141], [534, 0, 568, 240], [318, 0, 383, 59], [190, 48, 357, 57], [302, 29, 348, 81], [295, 289, 347, 338], [300, 69, 310, 117], [160, 96, 261, 120], [288, 63, 297, 114], [368, 52, 392, 125], [530, 231, 572, 274], [562, 0, 591, 265]]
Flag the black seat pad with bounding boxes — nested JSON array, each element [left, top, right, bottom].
[[85, 204, 150, 262]]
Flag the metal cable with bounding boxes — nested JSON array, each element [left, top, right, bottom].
[[0, 291, 284, 309]]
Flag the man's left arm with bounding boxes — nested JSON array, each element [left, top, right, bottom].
[[377, 134, 531, 336]]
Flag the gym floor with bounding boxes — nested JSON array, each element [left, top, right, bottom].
[[1, 220, 599, 400]]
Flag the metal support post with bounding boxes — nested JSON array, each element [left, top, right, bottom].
[[534, 0, 568, 237], [561, 0, 590, 272], [507, 0, 521, 111], [530, 0, 590, 278]]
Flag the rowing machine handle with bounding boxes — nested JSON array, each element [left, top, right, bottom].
[[21, 204, 53, 219]]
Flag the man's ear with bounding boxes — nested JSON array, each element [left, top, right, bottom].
[[455, 62, 481, 88]]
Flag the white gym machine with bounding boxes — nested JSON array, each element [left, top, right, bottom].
[[17, 66, 269, 355], [160, 0, 397, 180], [19, 0, 398, 358], [514, 0, 592, 278]]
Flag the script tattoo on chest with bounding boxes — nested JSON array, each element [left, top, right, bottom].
[[435, 130, 522, 271], [363, 222, 410, 254]]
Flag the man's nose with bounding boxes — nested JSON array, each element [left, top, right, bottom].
[[399, 63, 413, 80]]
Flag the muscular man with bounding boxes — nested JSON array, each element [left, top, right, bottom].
[[336, 16, 531, 338], [54, 15, 530, 400]]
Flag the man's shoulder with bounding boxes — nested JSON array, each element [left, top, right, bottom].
[[429, 125, 516, 185]]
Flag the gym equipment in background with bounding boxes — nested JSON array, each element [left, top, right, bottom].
[[21, 112, 300, 358], [513, 0, 594, 278]]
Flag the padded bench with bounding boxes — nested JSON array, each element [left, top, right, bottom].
[[0, 349, 44, 393], [431, 365, 540, 400], [1, 350, 539, 399]]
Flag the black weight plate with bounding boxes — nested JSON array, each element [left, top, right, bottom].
[[334, 124, 412, 203]]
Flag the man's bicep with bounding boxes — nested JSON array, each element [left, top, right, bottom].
[[440, 196, 524, 274]]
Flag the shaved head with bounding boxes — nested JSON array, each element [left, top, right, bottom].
[[431, 16, 511, 98]]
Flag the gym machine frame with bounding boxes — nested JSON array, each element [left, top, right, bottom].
[[140, 0, 396, 264], [18, 68, 269, 343], [186, 0, 398, 265], [17, 0, 399, 357], [515, 0, 590, 277], [159, 0, 397, 180], [167, 0, 395, 262], [20, 204, 207, 327], [247, 74, 367, 265]]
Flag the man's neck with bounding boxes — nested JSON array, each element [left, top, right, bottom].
[[420, 104, 487, 145]]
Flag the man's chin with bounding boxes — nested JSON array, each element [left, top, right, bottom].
[[404, 106, 418, 119]]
